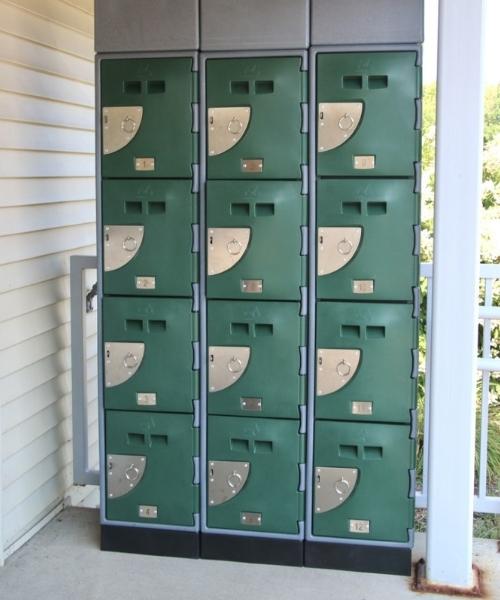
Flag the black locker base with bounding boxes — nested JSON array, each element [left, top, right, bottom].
[[201, 533, 304, 567], [101, 524, 199, 558], [305, 541, 412, 576]]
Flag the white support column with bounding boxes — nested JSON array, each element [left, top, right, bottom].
[[426, 0, 485, 588]]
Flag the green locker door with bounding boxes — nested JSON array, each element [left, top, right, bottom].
[[103, 297, 197, 413], [101, 57, 195, 178], [316, 302, 417, 424], [317, 179, 419, 302], [207, 416, 304, 534], [106, 411, 198, 526], [317, 52, 420, 177], [313, 421, 414, 543], [103, 180, 197, 297], [207, 181, 306, 301], [206, 57, 306, 180], [207, 300, 305, 419]]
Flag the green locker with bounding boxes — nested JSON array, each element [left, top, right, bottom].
[[313, 421, 414, 543], [103, 296, 197, 413], [317, 179, 419, 302], [207, 300, 305, 419], [316, 302, 417, 424], [316, 52, 420, 177], [105, 410, 198, 526], [207, 181, 306, 301], [101, 57, 196, 178], [103, 180, 197, 297], [207, 416, 304, 534], [206, 57, 307, 180]]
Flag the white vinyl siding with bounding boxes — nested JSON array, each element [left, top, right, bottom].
[[0, 0, 96, 559]]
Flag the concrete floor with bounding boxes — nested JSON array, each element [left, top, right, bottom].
[[0, 508, 498, 600]]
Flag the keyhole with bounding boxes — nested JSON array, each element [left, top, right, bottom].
[[106, 349, 110, 359], [319, 235, 324, 244], [318, 356, 323, 366], [209, 235, 214, 245], [210, 354, 215, 363]]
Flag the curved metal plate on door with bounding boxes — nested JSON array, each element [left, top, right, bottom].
[[318, 102, 363, 152], [107, 454, 146, 499], [208, 346, 251, 392], [314, 467, 358, 513], [207, 228, 251, 276], [318, 227, 362, 276], [102, 106, 143, 155], [316, 349, 361, 396], [208, 460, 250, 506], [208, 106, 251, 156], [105, 342, 145, 388], [104, 225, 144, 272]]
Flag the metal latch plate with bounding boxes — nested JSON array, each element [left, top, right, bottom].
[[317, 348, 361, 396], [241, 512, 262, 526], [107, 454, 146, 499], [135, 276, 156, 290], [241, 279, 263, 293], [139, 505, 158, 519], [208, 106, 251, 156], [105, 342, 145, 388], [209, 346, 251, 392], [102, 106, 143, 155], [241, 159, 263, 173], [208, 228, 251, 275], [104, 225, 144, 272], [240, 398, 262, 412], [318, 102, 363, 152], [315, 467, 358, 513], [208, 460, 250, 506], [318, 227, 362, 276], [135, 157, 155, 171]]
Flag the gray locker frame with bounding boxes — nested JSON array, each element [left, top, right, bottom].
[[310, 0, 424, 46], [94, 0, 200, 53], [305, 44, 421, 550], [200, 49, 308, 541], [96, 50, 201, 534]]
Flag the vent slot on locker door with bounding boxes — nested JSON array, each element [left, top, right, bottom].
[[368, 75, 388, 89], [342, 201, 362, 215], [148, 201, 166, 214], [127, 433, 146, 446], [342, 75, 363, 89], [341, 325, 361, 338], [339, 445, 358, 458], [255, 80, 274, 94], [366, 326, 385, 339], [151, 434, 168, 447], [231, 438, 250, 452], [255, 324, 273, 337], [255, 203, 274, 216], [363, 446, 383, 459], [125, 319, 144, 332], [231, 322, 250, 336], [231, 81, 250, 94], [125, 201, 143, 214], [231, 203, 250, 216], [148, 320, 167, 332], [367, 202, 387, 215], [124, 81, 142, 94], [254, 440, 273, 453], [147, 80, 165, 94]]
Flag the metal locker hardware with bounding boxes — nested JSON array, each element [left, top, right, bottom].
[[136, 393, 157, 406], [318, 227, 362, 276], [105, 342, 145, 388], [349, 519, 370, 534], [207, 228, 251, 275], [241, 159, 263, 173], [241, 279, 263, 293], [104, 225, 144, 272], [135, 276, 156, 290], [314, 467, 358, 513], [241, 512, 262, 526], [240, 398, 262, 412], [208, 107, 251, 156], [353, 155, 376, 170], [352, 280, 374, 294], [208, 346, 251, 392], [107, 454, 146, 499], [135, 157, 155, 171], [139, 505, 158, 519], [351, 401, 373, 416], [318, 102, 363, 152], [317, 349, 361, 396], [208, 461, 250, 506], [102, 106, 143, 155]]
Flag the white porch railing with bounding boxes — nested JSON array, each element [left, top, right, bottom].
[[416, 262, 500, 514]]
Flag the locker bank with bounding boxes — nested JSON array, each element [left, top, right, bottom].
[[94, 0, 422, 575]]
